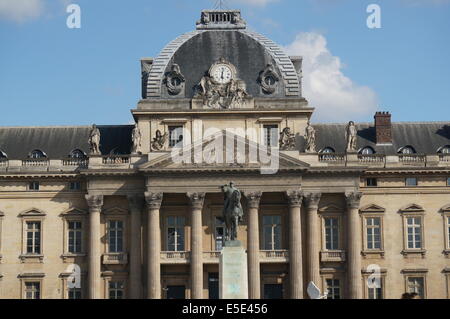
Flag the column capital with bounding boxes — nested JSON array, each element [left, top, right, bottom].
[[244, 191, 262, 209], [345, 192, 363, 209], [187, 192, 206, 210], [144, 192, 163, 210], [304, 192, 322, 209], [127, 194, 145, 212], [286, 190, 303, 207], [85, 195, 104, 210]]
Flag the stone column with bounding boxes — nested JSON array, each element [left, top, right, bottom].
[[128, 195, 144, 299], [345, 192, 363, 299], [304, 192, 322, 290], [245, 191, 262, 299], [286, 190, 304, 299], [85, 194, 104, 299], [187, 192, 206, 299], [144, 192, 163, 299]]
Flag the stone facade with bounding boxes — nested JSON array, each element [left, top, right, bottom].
[[0, 10, 449, 299]]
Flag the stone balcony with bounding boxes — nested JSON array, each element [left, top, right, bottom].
[[259, 250, 289, 263], [320, 250, 346, 262], [102, 253, 128, 265], [160, 251, 191, 264], [160, 250, 290, 264]]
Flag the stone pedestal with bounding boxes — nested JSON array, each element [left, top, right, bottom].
[[219, 241, 248, 299]]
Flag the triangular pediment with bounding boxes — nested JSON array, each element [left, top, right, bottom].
[[103, 206, 128, 215], [319, 203, 343, 213], [140, 130, 309, 173], [19, 208, 46, 217], [59, 207, 87, 217], [360, 204, 385, 214], [399, 204, 424, 213], [440, 204, 450, 213]]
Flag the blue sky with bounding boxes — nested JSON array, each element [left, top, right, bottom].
[[0, 0, 449, 126]]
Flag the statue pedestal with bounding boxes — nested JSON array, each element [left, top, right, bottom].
[[219, 241, 248, 299]]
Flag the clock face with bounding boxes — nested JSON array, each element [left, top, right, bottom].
[[211, 64, 233, 84]]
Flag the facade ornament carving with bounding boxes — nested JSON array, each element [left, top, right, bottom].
[[85, 195, 104, 210], [258, 64, 279, 95], [131, 124, 142, 154], [305, 121, 316, 153], [304, 192, 322, 209], [187, 192, 206, 210], [231, 11, 244, 24], [244, 191, 262, 209], [88, 124, 101, 155], [144, 192, 163, 210], [195, 58, 249, 109], [345, 121, 357, 152], [164, 64, 185, 96], [279, 127, 296, 151], [151, 130, 168, 151], [222, 183, 245, 241], [345, 192, 363, 209], [286, 190, 303, 207]]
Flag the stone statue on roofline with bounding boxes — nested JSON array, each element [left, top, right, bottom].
[[131, 123, 142, 154], [305, 121, 316, 153], [345, 121, 357, 152], [89, 124, 101, 156]]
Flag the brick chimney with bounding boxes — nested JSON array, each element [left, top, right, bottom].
[[374, 112, 392, 144]]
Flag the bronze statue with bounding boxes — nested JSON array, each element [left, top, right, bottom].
[[89, 124, 101, 155], [221, 182, 243, 242]]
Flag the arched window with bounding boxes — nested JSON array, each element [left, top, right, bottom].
[[69, 149, 86, 159], [359, 146, 375, 155], [398, 146, 416, 155], [438, 146, 450, 154], [29, 150, 47, 159], [321, 147, 335, 154]]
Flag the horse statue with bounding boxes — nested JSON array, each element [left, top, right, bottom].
[[221, 182, 244, 242]]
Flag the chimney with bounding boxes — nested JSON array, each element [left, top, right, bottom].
[[374, 112, 392, 144]]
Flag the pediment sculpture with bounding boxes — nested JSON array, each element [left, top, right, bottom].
[[258, 64, 280, 95], [279, 127, 296, 151], [195, 58, 249, 109], [151, 130, 168, 151], [164, 64, 185, 96]]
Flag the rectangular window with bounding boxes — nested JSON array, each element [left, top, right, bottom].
[[25, 282, 40, 299], [366, 178, 378, 187], [68, 288, 82, 299], [407, 217, 422, 249], [68, 221, 82, 253], [263, 215, 282, 250], [69, 182, 81, 191], [407, 277, 425, 298], [26, 221, 41, 254], [263, 125, 279, 147], [215, 217, 225, 251], [167, 216, 185, 251], [366, 217, 382, 250], [29, 181, 40, 191], [108, 220, 123, 253], [326, 279, 341, 299], [325, 218, 339, 250], [447, 177, 450, 187], [406, 177, 418, 187], [368, 281, 383, 299], [109, 281, 124, 299], [169, 126, 184, 148]]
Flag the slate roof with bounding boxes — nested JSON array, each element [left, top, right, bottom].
[[0, 125, 133, 159]]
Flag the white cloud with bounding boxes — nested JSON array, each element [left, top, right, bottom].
[[229, 0, 279, 7], [402, 0, 450, 5], [0, 0, 44, 23], [284, 32, 378, 122]]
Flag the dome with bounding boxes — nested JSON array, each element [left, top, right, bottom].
[[143, 10, 302, 101]]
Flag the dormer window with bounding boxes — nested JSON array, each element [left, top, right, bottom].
[[69, 149, 87, 159], [359, 147, 375, 155], [321, 147, 335, 154], [438, 146, 450, 154], [398, 146, 416, 155], [29, 150, 47, 159]]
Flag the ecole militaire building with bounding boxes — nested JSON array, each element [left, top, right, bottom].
[[0, 9, 449, 299]]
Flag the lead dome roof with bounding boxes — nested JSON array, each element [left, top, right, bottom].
[[144, 10, 302, 99]]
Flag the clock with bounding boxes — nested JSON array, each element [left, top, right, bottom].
[[210, 64, 233, 84]]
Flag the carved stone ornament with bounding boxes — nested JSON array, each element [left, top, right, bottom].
[[244, 191, 262, 209], [85, 195, 104, 210], [131, 124, 142, 154], [258, 64, 280, 95], [88, 124, 101, 156], [279, 127, 296, 151], [151, 130, 168, 151], [345, 121, 357, 152], [286, 190, 303, 207], [345, 192, 363, 209], [305, 121, 316, 153], [164, 64, 185, 96], [195, 58, 249, 109], [187, 192, 206, 210], [144, 192, 163, 209], [304, 192, 322, 209]]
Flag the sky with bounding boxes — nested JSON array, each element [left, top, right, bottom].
[[0, 0, 449, 126]]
